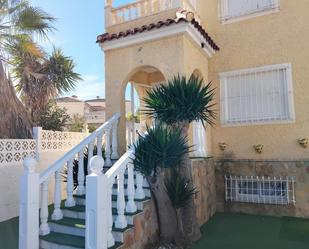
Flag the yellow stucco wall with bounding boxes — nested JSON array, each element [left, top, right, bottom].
[[104, 0, 309, 160], [104, 33, 212, 154], [201, 0, 309, 160]]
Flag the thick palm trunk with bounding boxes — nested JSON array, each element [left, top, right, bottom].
[[146, 169, 183, 243], [174, 121, 202, 242], [0, 61, 32, 138]]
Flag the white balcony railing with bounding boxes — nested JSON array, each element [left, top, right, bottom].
[[106, 0, 197, 27]]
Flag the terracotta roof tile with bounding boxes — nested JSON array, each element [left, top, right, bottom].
[[97, 18, 219, 51]]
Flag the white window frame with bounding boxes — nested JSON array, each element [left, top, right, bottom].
[[219, 0, 279, 24], [220, 63, 295, 127]]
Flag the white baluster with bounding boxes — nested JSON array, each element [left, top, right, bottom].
[[51, 169, 63, 220], [65, 159, 76, 207], [97, 132, 103, 158], [76, 149, 85, 195], [107, 179, 115, 247], [105, 128, 112, 166], [135, 172, 145, 200], [19, 157, 39, 249], [111, 121, 119, 160], [40, 179, 50, 235], [115, 169, 127, 229], [87, 141, 94, 172], [126, 161, 137, 213]]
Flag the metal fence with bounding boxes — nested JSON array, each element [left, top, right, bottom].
[[225, 175, 296, 205]]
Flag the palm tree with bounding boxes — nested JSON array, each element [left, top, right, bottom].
[[0, 0, 55, 138], [143, 75, 216, 242], [8, 39, 81, 123]]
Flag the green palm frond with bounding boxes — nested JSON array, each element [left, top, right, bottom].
[[11, 5, 55, 37], [133, 124, 191, 177], [143, 75, 216, 126], [165, 170, 197, 209], [42, 48, 82, 95]]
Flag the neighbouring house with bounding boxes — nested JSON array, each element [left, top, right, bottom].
[[56, 95, 106, 128], [16, 1, 309, 249]]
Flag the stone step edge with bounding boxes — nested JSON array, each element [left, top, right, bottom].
[[40, 232, 123, 249], [48, 217, 134, 233]]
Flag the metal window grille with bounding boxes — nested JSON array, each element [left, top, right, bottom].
[[220, 63, 294, 126], [225, 175, 296, 205], [220, 0, 279, 22]]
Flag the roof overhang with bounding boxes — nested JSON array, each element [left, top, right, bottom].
[[99, 21, 217, 58]]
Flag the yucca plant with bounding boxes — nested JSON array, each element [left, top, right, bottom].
[[143, 75, 216, 127], [165, 171, 197, 209], [143, 75, 216, 242], [133, 124, 190, 243]]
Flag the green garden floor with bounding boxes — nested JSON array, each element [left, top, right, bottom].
[[1, 213, 309, 249], [192, 213, 309, 249]]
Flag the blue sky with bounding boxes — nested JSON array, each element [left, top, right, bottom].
[[30, 0, 134, 100]]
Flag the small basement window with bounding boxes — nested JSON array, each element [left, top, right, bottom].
[[220, 63, 295, 126], [225, 175, 296, 205], [220, 0, 279, 23]]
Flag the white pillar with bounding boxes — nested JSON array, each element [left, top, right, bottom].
[[19, 157, 39, 249], [105, 128, 112, 166], [39, 179, 50, 235], [126, 161, 137, 213], [135, 172, 145, 200], [51, 169, 63, 220], [111, 121, 119, 160], [85, 156, 108, 249], [115, 169, 127, 229], [65, 159, 76, 207], [76, 149, 85, 195], [193, 121, 207, 157]]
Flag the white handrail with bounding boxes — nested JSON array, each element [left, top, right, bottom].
[[105, 149, 133, 180], [39, 113, 120, 183]]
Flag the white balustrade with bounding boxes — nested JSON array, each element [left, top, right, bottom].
[[87, 141, 94, 172], [65, 159, 76, 207], [126, 160, 137, 213], [39, 179, 50, 236], [111, 121, 119, 160], [51, 169, 63, 220], [19, 113, 152, 249], [107, 179, 115, 247], [76, 148, 85, 195], [105, 128, 112, 166], [107, 0, 198, 27], [115, 169, 127, 229], [135, 172, 146, 200]]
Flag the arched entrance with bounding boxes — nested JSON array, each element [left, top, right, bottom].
[[122, 66, 166, 147]]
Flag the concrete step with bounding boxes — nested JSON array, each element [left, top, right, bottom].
[[48, 217, 133, 243], [62, 205, 142, 225], [40, 232, 122, 249], [73, 194, 151, 210]]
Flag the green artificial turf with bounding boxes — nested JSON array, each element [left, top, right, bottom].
[[0, 216, 19, 249], [191, 213, 309, 249]]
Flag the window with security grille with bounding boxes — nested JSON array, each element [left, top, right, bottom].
[[220, 0, 279, 22], [220, 63, 295, 126]]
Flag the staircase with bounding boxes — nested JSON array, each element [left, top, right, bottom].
[[40, 172, 151, 249], [19, 113, 153, 249]]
